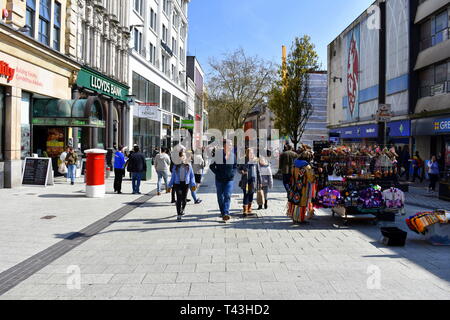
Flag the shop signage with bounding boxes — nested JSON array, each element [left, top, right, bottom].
[[331, 124, 378, 139], [0, 60, 15, 82], [135, 105, 161, 122], [22, 157, 54, 187], [387, 120, 410, 137], [434, 118, 450, 133], [181, 119, 194, 129], [76, 68, 129, 102], [32, 118, 106, 128]]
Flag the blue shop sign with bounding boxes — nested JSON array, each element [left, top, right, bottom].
[[330, 124, 378, 139], [388, 120, 411, 137], [434, 118, 450, 134]]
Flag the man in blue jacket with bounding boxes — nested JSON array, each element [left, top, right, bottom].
[[209, 140, 238, 222], [113, 145, 126, 194]]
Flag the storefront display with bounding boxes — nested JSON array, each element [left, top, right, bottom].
[[0, 86, 4, 162]]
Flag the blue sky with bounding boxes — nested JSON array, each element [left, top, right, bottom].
[[188, 0, 374, 75]]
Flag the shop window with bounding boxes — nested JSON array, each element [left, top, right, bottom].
[[0, 87, 4, 161], [38, 0, 51, 46], [162, 90, 171, 112], [21, 93, 32, 159]]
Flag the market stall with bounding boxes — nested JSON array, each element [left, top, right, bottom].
[[313, 145, 406, 225]]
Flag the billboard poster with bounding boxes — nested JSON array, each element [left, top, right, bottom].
[[346, 24, 360, 121]]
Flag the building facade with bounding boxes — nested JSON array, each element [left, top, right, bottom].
[[186, 55, 207, 150], [0, 0, 80, 188], [129, 0, 190, 157], [302, 72, 328, 146], [328, 0, 450, 160], [66, 0, 131, 152]]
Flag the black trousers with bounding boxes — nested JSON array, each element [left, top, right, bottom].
[[114, 168, 125, 192], [174, 182, 189, 216], [429, 174, 439, 191]]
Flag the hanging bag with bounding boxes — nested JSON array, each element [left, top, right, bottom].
[[257, 188, 265, 206]]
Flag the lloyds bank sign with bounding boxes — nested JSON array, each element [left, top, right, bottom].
[[76, 68, 129, 102]]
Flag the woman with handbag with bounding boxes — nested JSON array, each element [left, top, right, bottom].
[[168, 150, 197, 222], [257, 156, 273, 210], [239, 148, 261, 217]]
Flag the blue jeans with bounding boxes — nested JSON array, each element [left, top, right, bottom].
[[191, 189, 199, 202], [67, 164, 77, 182], [215, 180, 234, 216], [157, 171, 169, 193], [132, 172, 142, 194], [67, 164, 76, 183]]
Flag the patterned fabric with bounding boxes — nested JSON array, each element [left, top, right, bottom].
[[359, 187, 383, 209], [382, 188, 405, 209], [316, 187, 342, 208], [287, 162, 316, 223], [406, 211, 449, 235]]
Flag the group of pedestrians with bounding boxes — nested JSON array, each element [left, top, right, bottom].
[[397, 146, 444, 193]]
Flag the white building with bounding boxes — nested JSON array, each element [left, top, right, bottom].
[[129, 0, 191, 157]]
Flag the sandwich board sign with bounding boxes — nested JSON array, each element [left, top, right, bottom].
[[22, 157, 54, 187]]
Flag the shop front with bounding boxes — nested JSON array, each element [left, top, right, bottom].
[[387, 120, 411, 147], [133, 103, 161, 158], [0, 47, 79, 188], [329, 124, 379, 146], [74, 67, 130, 151], [161, 113, 172, 149]]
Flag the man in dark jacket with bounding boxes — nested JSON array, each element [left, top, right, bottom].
[[279, 145, 298, 193], [126, 145, 147, 194], [209, 140, 238, 221]]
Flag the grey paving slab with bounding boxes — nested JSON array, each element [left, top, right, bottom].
[[2, 171, 450, 300]]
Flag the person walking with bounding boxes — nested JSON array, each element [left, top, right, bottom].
[[258, 156, 273, 210], [191, 148, 206, 204], [399, 146, 411, 181], [427, 155, 440, 193], [65, 147, 78, 185], [154, 148, 171, 196], [209, 140, 238, 222], [58, 146, 69, 177], [113, 145, 126, 194], [412, 151, 424, 183], [168, 150, 197, 222], [126, 145, 147, 194], [239, 148, 261, 217], [279, 145, 298, 194]]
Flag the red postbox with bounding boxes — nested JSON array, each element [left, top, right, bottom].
[[84, 149, 107, 198]]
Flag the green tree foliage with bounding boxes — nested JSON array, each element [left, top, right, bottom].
[[269, 36, 320, 150], [207, 48, 276, 132]]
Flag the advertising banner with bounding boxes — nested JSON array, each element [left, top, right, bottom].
[[345, 24, 361, 122]]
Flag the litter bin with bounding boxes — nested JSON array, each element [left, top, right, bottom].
[[142, 158, 153, 181], [84, 149, 107, 198]]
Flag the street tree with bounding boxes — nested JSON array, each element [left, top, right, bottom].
[[268, 35, 320, 150], [207, 48, 276, 132]]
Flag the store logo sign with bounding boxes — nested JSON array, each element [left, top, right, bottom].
[[91, 76, 123, 97], [0, 60, 15, 82], [435, 119, 450, 132]]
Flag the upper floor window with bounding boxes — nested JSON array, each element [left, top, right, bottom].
[[53, 2, 61, 51], [25, 0, 36, 38], [163, 0, 170, 15], [150, 8, 157, 31], [38, 0, 51, 46], [420, 8, 449, 50], [134, 0, 144, 17], [149, 42, 156, 65], [419, 61, 450, 97], [162, 24, 168, 43], [134, 28, 143, 55], [172, 37, 177, 56]]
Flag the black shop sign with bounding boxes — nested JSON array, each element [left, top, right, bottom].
[[22, 158, 54, 186]]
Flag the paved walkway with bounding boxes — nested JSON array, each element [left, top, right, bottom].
[[0, 170, 449, 300], [0, 172, 158, 274]]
